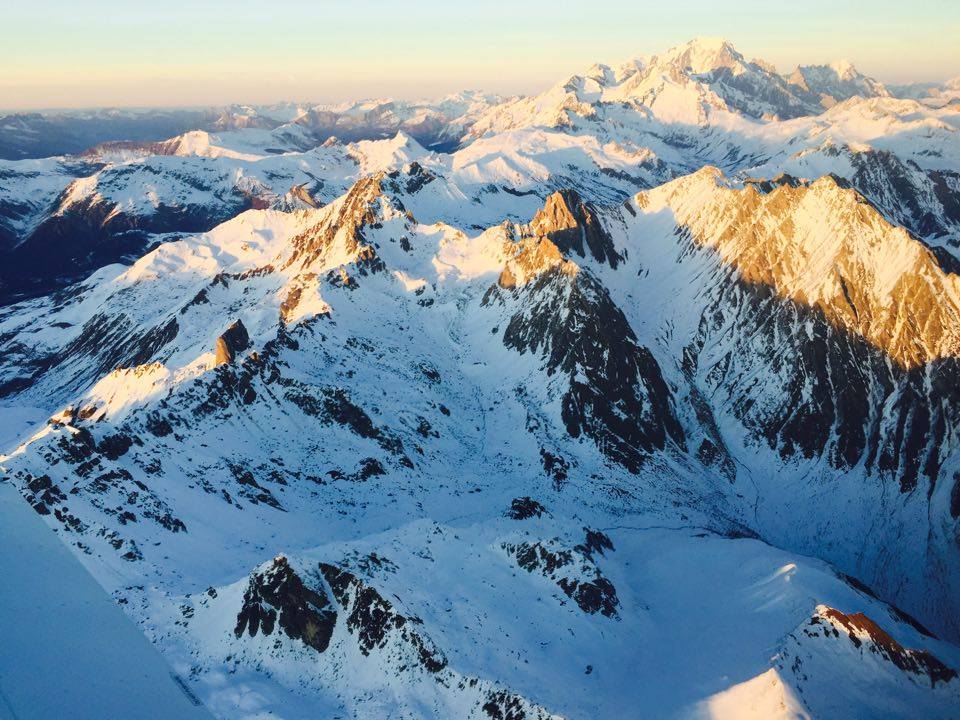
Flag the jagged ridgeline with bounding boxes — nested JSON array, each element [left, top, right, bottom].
[[1, 36, 960, 720]]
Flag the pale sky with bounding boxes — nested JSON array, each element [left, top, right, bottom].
[[2, 0, 959, 110]]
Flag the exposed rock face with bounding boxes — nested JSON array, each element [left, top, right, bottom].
[[846, 148, 960, 243], [626, 169, 960, 638], [481, 691, 545, 720], [698, 63, 815, 120], [288, 183, 321, 209], [647, 168, 960, 369], [214, 319, 250, 365], [818, 607, 957, 685], [496, 264, 683, 472], [495, 232, 575, 291], [20, 473, 66, 516], [285, 174, 386, 271], [490, 191, 683, 472], [526, 190, 621, 268], [4, 153, 960, 716], [765, 143, 960, 260], [647, 169, 960, 496], [0, 181, 262, 305], [801, 606, 956, 687], [320, 563, 448, 671], [234, 555, 337, 653], [219, 553, 561, 718], [506, 497, 547, 520], [7, 420, 186, 555], [503, 538, 619, 618], [575, 529, 614, 558], [787, 61, 890, 108], [770, 603, 960, 717], [284, 385, 405, 459], [386, 161, 436, 195]]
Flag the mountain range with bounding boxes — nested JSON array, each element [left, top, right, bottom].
[[1, 37, 959, 719]]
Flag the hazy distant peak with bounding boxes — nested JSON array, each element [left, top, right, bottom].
[[829, 58, 857, 79], [788, 59, 889, 107], [654, 36, 744, 74], [614, 57, 647, 83], [583, 62, 616, 86]]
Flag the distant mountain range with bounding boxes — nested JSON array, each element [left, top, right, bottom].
[[2, 37, 959, 720]]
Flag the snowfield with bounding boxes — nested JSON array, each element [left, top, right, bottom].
[[1, 37, 960, 720]]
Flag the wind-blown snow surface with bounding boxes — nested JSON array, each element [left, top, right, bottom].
[[2, 37, 960, 719]]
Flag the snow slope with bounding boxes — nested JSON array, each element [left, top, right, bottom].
[[1, 36, 960, 720], [1, 164, 959, 717]]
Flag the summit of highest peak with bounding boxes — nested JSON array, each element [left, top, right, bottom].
[[681, 36, 736, 52], [654, 37, 745, 74]]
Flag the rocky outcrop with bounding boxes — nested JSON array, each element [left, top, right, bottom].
[[494, 195, 682, 474], [288, 183, 321, 209], [285, 174, 386, 271], [787, 61, 889, 108], [214, 319, 250, 365], [646, 168, 960, 368], [506, 497, 548, 520], [5, 140, 960, 716], [494, 264, 683, 472], [385, 161, 436, 195], [810, 605, 957, 687], [319, 563, 448, 672], [769, 603, 960, 717], [525, 190, 622, 268], [283, 384, 405, 458], [796, 605, 957, 687], [235, 556, 337, 653], [502, 537, 619, 618], [652, 175, 960, 635], [647, 168, 960, 497], [847, 148, 960, 244], [495, 232, 575, 291], [223, 555, 560, 719]]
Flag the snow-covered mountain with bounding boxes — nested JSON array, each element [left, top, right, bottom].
[[0, 94, 502, 162], [0, 106, 291, 161], [785, 59, 890, 109], [0, 124, 670, 303], [4, 38, 958, 305], [2, 37, 960, 719], [890, 76, 960, 107], [285, 92, 506, 151], [466, 37, 891, 136]]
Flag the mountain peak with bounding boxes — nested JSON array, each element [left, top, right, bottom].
[[684, 36, 735, 52], [789, 60, 889, 106], [658, 37, 744, 74], [829, 58, 857, 79], [583, 62, 616, 86], [640, 167, 960, 368], [614, 57, 646, 82]]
